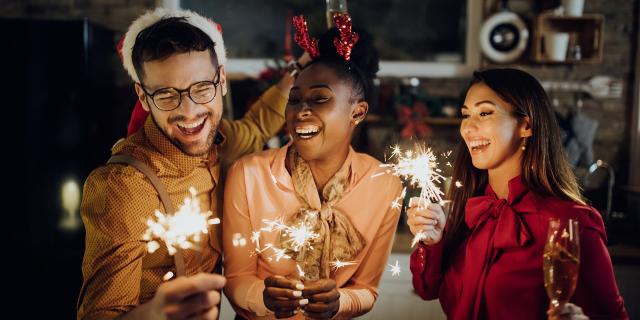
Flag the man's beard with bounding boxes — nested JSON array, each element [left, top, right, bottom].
[[151, 112, 218, 157]]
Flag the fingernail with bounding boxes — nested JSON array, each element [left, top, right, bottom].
[[295, 283, 304, 290], [293, 290, 302, 297], [299, 299, 309, 306]]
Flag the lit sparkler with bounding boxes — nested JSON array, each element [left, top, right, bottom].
[[380, 144, 446, 208], [261, 212, 320, 258], [142, 187, 219, 256], [377, 144, 449, 247]]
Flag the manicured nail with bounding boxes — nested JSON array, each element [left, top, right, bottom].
[[293, 290, 302, 297], [295, 283, 304, 290], [299, 299, 309, 306]]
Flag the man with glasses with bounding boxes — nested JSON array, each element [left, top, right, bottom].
[[77, 8, 308, 320]]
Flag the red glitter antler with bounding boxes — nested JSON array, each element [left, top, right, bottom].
[[332, 12, 359, 61], [293, 15, 319, 58]]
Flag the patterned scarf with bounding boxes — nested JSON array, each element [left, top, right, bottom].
[[282, 146, 366, 280]]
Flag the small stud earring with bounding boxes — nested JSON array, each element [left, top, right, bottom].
[[354, 119, 360, 125]]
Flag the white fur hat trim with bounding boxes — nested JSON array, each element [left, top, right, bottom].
[[121, 7, 227, 83]]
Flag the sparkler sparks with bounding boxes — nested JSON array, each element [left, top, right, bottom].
[[390, 187, 407, 210], [296, 263, 306, 278], [388, 260, 401, 277], [381, 144, 446, 208], [330, 259, 358, 271], [379, 144, 451, 248], [260, 213, 320, 256], [142, 187, 219, 255], [232, 233, 247, 247], [411, 230, 428, 248]]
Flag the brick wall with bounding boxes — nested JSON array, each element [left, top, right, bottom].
[[414, 0, 638, 191]]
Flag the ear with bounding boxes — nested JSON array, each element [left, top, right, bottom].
[[351, 100, 369, 125], [134, 83, 151, 112], [519, 116, 532, 138], [218, 65, 228, 96]]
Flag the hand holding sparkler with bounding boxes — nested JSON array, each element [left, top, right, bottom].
[[378, 144, 448, 247], [131, 273, 225, 320], [301, 279, 340, 319], [406, 197, 447, 247], [263, 275, 307, 318]]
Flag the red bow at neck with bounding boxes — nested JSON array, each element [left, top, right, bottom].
[[456, 176, 536, 319]]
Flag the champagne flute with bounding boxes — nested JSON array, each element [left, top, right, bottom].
[[543, 218, 580, 309], [325, 0, 348, 28]]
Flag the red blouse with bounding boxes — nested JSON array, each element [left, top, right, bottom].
[[410, 176, 628, 320]]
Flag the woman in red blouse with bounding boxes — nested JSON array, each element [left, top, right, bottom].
[[408, 68, 628, 320]]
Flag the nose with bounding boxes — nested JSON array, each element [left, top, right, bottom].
[[296, 103, 312, 120], [177, 91, 200, 115], [460, 116, 478, 137]]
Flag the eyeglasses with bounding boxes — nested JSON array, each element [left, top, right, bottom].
[[140, 67, 221, 111]]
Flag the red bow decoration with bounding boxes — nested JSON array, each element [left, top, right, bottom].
[[293, 15, 319, 58], [459, 183, 533, 319], [332, 12, 359, 61], [398, 101, 431, 139]]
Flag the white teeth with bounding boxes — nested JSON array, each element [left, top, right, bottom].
[[469, 140, 491, 148], [177, 117, 206, 129], [295, 126, 320, 135]]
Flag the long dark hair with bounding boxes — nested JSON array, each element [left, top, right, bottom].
[[443, 68, 585, 266]]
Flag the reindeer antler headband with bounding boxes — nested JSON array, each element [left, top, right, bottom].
[[293, 12, 359, 61]]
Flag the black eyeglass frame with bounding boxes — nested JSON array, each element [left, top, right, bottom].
[[140, 66, 222, 111]]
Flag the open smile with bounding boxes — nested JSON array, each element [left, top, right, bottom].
[[294, 124, 322, 140]]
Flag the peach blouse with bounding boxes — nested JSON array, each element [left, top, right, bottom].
[[223, 145, 402, 319]]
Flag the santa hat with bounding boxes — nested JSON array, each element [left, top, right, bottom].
[[119, 7, 227, 83], [117, 8, 226, 135]]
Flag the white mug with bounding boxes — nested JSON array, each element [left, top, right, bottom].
[[545, 33, 570, 61], [563, 0, 585, 16]]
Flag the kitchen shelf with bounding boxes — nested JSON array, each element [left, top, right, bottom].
[[531, 13, 605, 64]]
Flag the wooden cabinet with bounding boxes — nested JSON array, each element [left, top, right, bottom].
[[531, 13, 605, 64]]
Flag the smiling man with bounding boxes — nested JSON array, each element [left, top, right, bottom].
[[77, 8, 306, 320]]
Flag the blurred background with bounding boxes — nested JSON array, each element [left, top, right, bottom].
[[2, 0, 639, 318]]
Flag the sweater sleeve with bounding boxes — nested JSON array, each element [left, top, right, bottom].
[[218, 86, 287, 168], [332, 189, 402, 319]]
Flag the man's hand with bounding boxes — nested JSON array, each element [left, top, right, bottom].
[[122, 273, 226, 320], [301, 279, 340, 319], [263, 276, 306, 318]]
